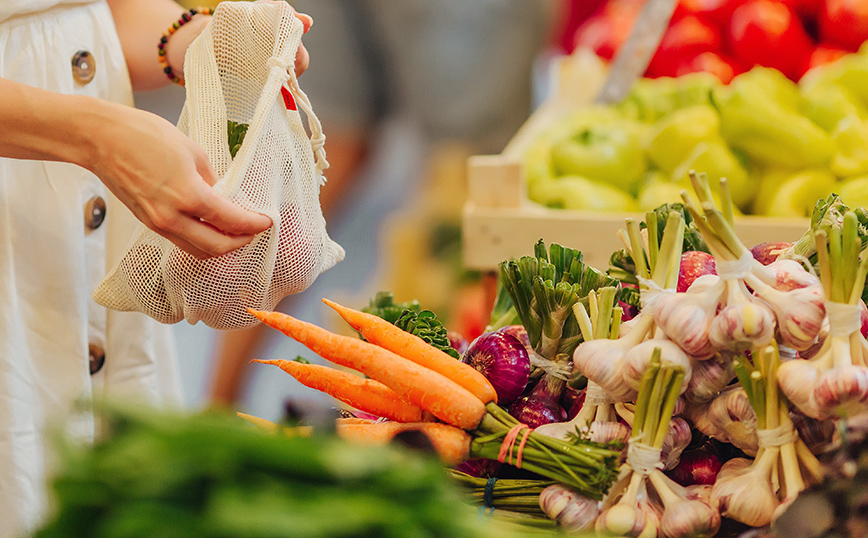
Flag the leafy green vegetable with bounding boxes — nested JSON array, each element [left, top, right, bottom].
[[35, 401, 535, 538], [497, 240, 622, 360], [783, 194, 868, 303], [361, 292, 458, 359], [394, 310, 460, 359], [361, 291, 421, 325], [227, 120, 249, 159]]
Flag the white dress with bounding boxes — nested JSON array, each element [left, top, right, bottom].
[[0, 3, 184, 536]]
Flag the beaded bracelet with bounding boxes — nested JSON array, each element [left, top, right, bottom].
[[157, 7, 213, 86]]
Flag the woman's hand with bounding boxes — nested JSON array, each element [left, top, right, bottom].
[[83, 100, 272, 259]]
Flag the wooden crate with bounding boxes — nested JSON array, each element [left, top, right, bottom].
[[461, 52, 810, 272]]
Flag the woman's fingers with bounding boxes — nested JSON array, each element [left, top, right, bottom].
[[167, 216, 260, 259], [295, 13, 313, 33], [295, 44, 310, 77]]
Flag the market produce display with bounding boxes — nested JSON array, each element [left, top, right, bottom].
[[523, 43, 868, 217], [235, 173, 868, 537]]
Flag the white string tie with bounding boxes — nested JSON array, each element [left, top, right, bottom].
[[826, 301, 862, 337], [756, 423, 799, 448], [637, 276, 674, 310], [585, 381, 614, 406], [715, 251, 754, 281], [626, 439, 663, 475]]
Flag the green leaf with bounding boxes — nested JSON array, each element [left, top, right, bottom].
[[361, 291, 421, 325], [394, 310, 460, 359]]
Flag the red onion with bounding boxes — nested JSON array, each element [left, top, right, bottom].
[[463, 331, 531, 405], [667, 447, 723, 487], [677, 251, 717, 293], [454, 458, 501, 478], [508, 368, 568, 428], [496, 325, 535, 355], [447, 330, 469, 357]]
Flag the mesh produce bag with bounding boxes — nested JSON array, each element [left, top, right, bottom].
[[93, 1, 344, 329]]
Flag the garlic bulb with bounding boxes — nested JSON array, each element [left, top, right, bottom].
[[752, 258, 821, 292], [587, 420, 632, 445], [622, 339, 693, 394], [539, 484, 599, 533], [653, 276, 724, 360], [660, 417, 693, 471], [710, 449, 779, 527], [684, 353, 736, 404], [709, 280, 776, 353], [744, 272, 826, 351]]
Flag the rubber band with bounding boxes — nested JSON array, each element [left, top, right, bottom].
[[483, 477, 498, 509], [827, 301, 862, 337], [585, 381, 614, 406], [626, 438, 663, 475], [715, 251, 754, 281], [637, 276, 674, 310], [497, 423, 531, 468], [756, 424, 799, 448]]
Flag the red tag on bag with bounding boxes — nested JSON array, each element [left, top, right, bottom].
[[280, 86, 297, 111]]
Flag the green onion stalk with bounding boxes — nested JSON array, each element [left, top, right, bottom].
[[711, 344, 824, 527], [469, 402, 622, 501], [449, 470, 554, 516]]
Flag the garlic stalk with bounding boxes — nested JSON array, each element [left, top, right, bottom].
[[711, 343, 824, 526], [680, 172, 777, 353], [539, 287, 630, 440], [599, 352, 710, 538], [777, 212, 868, 419]]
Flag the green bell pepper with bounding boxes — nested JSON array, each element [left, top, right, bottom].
[[800, 83, 868, 132], [537, 175, 638, 212], [831, 116, 868, 178], [550, 119, 648, 196], [838, 176, 868, 208], [758, 169, 838, 218], [672, 140, 754, 211], [645, 104, 722, 175], [713, 69, 834, 168]]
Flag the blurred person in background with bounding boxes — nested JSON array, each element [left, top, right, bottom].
[[208, 0, 559, 409], [0, 1, 310, 535]]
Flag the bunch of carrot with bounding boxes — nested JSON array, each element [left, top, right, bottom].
[[247, 298, 621, 499]]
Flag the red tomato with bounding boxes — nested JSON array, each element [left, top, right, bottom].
[[727, 0, 814, 80], [675, 0, 747, 26], [646, 14, 723, 78], [573, 0, 642, 61], [676, 50, 746, 83], [819, 0, 868, 52], [777, 0, 824, 20]]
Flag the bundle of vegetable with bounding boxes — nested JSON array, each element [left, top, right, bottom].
[[595, 351, 720, 538], [496, 240, 623, 361], [573, 211, 693, 403], [248, 303, 621, 499], [450, 470, 554, 517], [776, 210, 868, 419], [34, 401, 531, 538], [710, 344, 824, 527], [535, 286, 632, 444], [678, 172, 826, 353]]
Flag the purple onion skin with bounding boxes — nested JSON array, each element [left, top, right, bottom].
[[447, 330, 469, 357], [508, 374, 568, 428], [667, 448, 722, 486], [750, 241, 792, 266], [463, 331, 531, 405], [454, 458, 501, 478], [496, 325, 535, 355], [562, 387, 586, 420]]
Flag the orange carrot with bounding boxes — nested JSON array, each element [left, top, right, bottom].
[[247, 308, 486, 430], [251, 358, 431, 423], [321, 298, 498, 404], [336, 421, 472, 466]]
